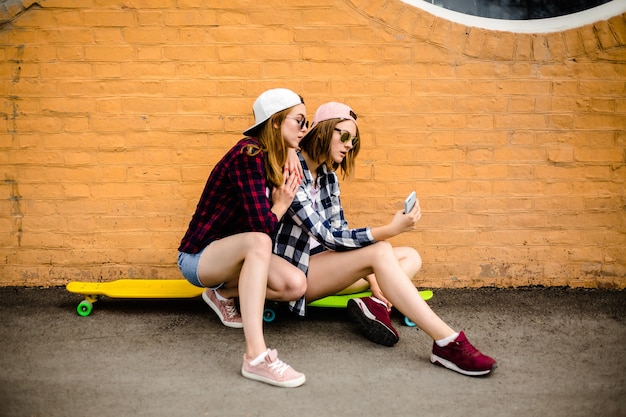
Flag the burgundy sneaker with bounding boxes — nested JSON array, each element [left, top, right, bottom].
[[347, 297, 399, 347], [430, 331, 497, 376]]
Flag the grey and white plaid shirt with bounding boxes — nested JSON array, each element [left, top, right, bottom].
[[273, 153, 375, 316]]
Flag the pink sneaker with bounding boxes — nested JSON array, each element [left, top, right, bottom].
[[347, 296, 399, 346], [430, 331, 497, 376], [241, 349, 306, 388], [202, 289, 243, 328]]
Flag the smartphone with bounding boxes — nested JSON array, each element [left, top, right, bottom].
[[404, 191, 416, 214]]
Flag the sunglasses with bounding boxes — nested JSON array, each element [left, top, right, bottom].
[[334, 128, 358, 145], [286, 116, 309, 130]]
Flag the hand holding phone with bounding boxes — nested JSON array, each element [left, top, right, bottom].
[[404, 191, 416, 214]]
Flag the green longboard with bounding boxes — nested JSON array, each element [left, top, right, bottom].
[[308, 290, 433, 307], [263, 289, 434, 327]]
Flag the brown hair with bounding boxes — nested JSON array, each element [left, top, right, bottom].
[[299, 119, 360, 179], [242, 105, 300, 188]]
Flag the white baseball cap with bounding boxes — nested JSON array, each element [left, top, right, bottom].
[[243, 88, 303, 136]]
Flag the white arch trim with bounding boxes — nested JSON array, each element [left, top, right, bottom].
[[400, 0, 626, 33]]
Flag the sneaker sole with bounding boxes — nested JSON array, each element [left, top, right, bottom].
[[430, 353, 497, 377], [241, 368, 306, 388], [202, 291, 243, 329], [347, 299, 399, 347]]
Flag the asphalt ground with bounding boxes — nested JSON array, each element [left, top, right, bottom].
[[1, 286, 624, 417]]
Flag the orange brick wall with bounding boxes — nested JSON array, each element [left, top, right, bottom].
[[1, 0, 624, 288]]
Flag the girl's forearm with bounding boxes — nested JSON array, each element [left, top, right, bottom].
[[371, 224, 397, 241]]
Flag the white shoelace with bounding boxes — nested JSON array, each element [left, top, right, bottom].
[[222, 300, 240, 320], [267, 358, 291, 376]]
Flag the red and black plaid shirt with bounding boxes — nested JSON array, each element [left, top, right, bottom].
[[178, 138, 278, 254]]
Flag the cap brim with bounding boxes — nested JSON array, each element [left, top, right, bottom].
[[243, 120, 266, 137]]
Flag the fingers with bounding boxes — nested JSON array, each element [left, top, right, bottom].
[[289, 177, 299, 193], [381, 296, 392, 311], [413, 206, 421, 222], [377, 293, 392, 311], [402, 202, 421, 230], [282, 169, 301, 194], [410, 201, 421, 221], [284, 166, 302, 182]]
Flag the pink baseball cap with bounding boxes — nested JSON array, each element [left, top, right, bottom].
[[243, 88, 303, 136], [311, 102, 357, 128]]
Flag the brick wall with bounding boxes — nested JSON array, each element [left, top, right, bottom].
[[1, 0, 624, 288]]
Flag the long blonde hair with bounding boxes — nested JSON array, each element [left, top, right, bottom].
[[242, 108, 293, 188], [299, 119, 360, 179]]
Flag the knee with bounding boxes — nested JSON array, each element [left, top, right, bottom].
[[243, 232, 272, 260], [285, 269, 307, 300], [276, 268, 307, 300], [371, 241, 395, 259], [407, 247, 423, 274]]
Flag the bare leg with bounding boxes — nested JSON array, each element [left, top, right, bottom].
[[386, 246, 422, 282], [337, 279, 369, 295], [342, 246, 422, 296], [217, 255, 306, 302], [266, 255, 307, 302], [306, 241, 455, 341], [196, 232, 271, 359]]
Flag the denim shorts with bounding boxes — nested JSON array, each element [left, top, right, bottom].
[[177, 249, 224, 290], [177, 251, 205, 287]]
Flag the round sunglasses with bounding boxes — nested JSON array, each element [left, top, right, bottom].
[[334, 128, 358, 145], [286, 116, 309, 130]]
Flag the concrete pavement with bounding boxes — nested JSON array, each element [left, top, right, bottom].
[[1, 286, 624, 417]]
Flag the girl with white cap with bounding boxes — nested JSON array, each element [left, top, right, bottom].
[[178, 88, 308, 387], [273, 101, 497, 377]]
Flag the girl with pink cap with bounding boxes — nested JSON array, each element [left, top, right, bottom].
[[274, 102, 497, 377]]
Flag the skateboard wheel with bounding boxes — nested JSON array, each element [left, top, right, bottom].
[[263, 308, 276, 323], [77, 300, 93, 317], [403, 316, 416, 327]]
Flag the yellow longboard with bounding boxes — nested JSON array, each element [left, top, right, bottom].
[[67, 278, 434, 327], [66, 279, 204, 316]]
